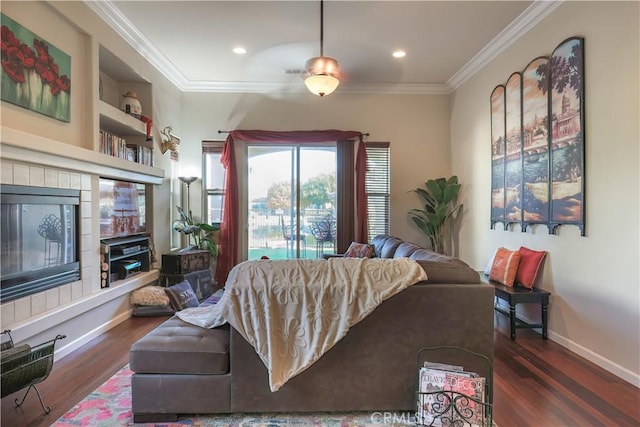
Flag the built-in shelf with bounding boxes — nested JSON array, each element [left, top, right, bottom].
[[99, 101, 147, 137], [1, 129, 164, 183], [98, 44, 154, 168]]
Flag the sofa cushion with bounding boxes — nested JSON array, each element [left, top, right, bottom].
[[416, 258, 480, 284], [409, 249, 451, 263], [130, 317, 230, 375], [393, 242, 423, 258], [378, 236, 404, 258]]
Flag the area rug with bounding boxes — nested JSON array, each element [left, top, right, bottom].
[[51, 364, 416, 426]]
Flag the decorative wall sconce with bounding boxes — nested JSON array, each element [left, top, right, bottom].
[[160, 126, 180, 154]]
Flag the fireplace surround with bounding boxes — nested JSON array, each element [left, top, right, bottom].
[[0, 184, 81, 303]]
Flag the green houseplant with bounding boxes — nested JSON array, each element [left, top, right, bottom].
[[172, 206, 219, 257], [408, 176, 463, 255]]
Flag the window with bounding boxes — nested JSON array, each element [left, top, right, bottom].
[[247, 144, 337, 260], [365, 142, 390, 240], [202, 141, 226, 225]]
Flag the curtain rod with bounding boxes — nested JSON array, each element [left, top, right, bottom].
[[217, 130, 370, 136]]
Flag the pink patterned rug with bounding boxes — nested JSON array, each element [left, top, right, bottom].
[[51, 365, 415, 426]]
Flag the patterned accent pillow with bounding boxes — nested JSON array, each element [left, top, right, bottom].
[[343, 242, 375, 258], [130, 285, 170, 307], [489, 247, 521, 286], [165, 281, 199, 311], [516, 246, 547, 289]]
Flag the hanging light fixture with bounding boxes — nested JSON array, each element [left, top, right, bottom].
[[304, 0, 340, 97]]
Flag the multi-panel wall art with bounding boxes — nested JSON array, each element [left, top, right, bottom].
[[490, 37, 585, 236]]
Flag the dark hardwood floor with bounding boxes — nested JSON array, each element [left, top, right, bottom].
[[2, 314, 638, 426]]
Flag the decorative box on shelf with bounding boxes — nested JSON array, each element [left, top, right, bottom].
[[161, 249, 209, 274]]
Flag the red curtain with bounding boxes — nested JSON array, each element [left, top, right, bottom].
[[216, 129, 367, 285]]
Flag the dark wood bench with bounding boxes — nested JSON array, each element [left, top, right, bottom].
[[480, 273, 550, 340]]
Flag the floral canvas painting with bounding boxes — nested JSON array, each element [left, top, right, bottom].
[[1, 13, 71, 122]]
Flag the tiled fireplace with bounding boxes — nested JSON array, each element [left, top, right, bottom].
[[0, 159, 96, 329]]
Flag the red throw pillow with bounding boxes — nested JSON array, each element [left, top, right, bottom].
[[489, 247, 520, 287], [516, 246, 547, 289]]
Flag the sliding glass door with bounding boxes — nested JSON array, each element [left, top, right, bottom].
[[247, 144, 336, 260]]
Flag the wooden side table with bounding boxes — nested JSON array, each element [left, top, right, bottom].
[[480, 273, 550, 340]]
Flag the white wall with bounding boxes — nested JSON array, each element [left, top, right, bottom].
[[179, 92, 451, 244], [450, 1, 639, 386]]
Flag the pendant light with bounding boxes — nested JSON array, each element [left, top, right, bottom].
[[304, 0, 340, 97]]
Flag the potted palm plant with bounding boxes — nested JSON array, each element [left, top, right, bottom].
[[408, 176, 463, 255], [172, 206, 219, 257]]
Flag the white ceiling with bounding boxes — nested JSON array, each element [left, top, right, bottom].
[[87, 1, 562, 95]]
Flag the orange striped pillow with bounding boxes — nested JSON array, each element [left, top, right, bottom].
[[489, 247, 521, 286]]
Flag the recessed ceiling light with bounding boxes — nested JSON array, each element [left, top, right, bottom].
[[392, 50, 406, 58], [233, 47, 247, 55]]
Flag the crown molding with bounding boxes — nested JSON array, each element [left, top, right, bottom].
[[87, 0, 562, 95], [179, 80, 450, 95], [85, 0, 190, 88], [447, 0, 563, 91]]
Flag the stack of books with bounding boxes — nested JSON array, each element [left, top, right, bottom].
[[417, 361, 487, 426]]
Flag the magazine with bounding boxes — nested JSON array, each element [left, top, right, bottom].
[[444, 372, 486, 427], [417, 361, 486, 426], [417, 366, 448, 426]]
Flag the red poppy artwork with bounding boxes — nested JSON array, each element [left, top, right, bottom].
[[1, 13, 71, 122]]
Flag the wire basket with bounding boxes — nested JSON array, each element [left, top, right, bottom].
[[416, 346, 493, 427]]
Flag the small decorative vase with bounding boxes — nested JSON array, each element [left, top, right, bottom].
[[120, 91, 142, 118]]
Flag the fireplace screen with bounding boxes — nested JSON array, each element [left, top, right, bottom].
[[1, 185, 80, 303]]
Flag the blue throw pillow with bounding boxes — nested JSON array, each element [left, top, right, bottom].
[[165, 281, 199, 311]]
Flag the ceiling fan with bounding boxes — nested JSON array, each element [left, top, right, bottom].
[[303, 0, 341, 97]]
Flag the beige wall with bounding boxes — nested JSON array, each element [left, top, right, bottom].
[[450, 1, 639, 385], [179, 92, 451, 245], [0, 1, 176, 354]]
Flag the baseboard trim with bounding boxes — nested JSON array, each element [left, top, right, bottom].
[[498, 301, 640, 388], [547, 330, 640, 388], [54, 309, 132, 360]]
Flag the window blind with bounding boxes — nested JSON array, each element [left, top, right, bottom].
[[365, 142, 390, 240]]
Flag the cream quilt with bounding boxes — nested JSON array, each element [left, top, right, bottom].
[[176, 257, 427, 391]]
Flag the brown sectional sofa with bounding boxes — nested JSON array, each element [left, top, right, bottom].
[[130, 235, 494, 422]]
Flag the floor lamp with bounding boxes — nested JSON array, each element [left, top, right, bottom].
[[179, 176, 198, 249]]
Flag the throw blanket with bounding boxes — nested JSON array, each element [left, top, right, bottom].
[[177, 257, 427, 391]]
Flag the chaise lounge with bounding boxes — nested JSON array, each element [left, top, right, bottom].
[[129, 235, 495, 422]]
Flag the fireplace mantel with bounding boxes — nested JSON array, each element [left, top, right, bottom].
[[1, 128, 164, 184]]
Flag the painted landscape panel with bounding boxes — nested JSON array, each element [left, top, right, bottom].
[[505, 72, 523, 226], [549, 37, 584, 232], [522, 57, 550, 226], [490, 85, 506, 226]]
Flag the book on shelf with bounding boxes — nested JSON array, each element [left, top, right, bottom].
[[417, 361, 486, 427], [99, 130, 127, 159], [127, 143, 153, 166], [98, 130, 153, 166]]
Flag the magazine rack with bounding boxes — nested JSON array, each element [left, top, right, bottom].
[[1, 330, 66, 414], [416, 346, 493, 427]]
